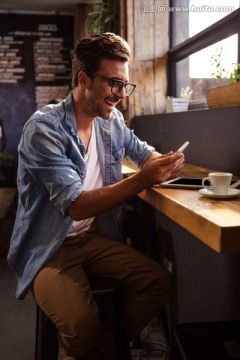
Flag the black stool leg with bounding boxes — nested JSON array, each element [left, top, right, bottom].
[[161, 305, 171, 346], [35, 305, 59, 360], [90, 277, 132, 360], [111, 286, 132, 360]]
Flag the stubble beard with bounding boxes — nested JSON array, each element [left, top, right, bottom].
[[84, 97, 119, 120]]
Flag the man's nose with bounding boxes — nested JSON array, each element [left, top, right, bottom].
[[117, 87, 127, 100]]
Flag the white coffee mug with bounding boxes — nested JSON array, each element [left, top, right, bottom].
[[202, 172, 232, 194]]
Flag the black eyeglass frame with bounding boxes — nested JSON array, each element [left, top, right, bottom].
[[93, 74, 136, 96]]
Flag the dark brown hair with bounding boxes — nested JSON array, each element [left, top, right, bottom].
[[71, 32, 131, 89]]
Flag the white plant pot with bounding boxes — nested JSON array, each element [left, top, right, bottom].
[[166, 98, 189, 113]]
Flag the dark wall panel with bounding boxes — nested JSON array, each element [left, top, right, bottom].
[[0, 13, 73, 171], [132, 106, 240, 176]]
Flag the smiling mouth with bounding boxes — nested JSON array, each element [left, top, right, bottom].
[[105, 98, 119, 110]]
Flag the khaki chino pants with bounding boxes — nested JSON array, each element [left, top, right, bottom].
[[32, 226, 172, 359]]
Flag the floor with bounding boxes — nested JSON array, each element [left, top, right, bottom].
[[0, 257, 169, 360], [0, 257, 36, 360]]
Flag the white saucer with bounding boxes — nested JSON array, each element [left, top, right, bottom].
[[199, 188, 240, 200]]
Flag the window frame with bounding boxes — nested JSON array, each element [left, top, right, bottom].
[[167, 7, 240, 97]]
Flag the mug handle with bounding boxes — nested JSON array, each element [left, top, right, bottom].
[[202, 177, 211, 190]]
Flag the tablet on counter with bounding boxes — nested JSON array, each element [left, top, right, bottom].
[[159, 177, 239, 189]]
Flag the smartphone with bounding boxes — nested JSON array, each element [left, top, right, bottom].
[[176, 141, 189, 153]]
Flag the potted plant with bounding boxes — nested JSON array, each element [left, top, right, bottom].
[[166, 86, 193, 113], [87, 0, 118, 34], [207, 47, 240, 108]]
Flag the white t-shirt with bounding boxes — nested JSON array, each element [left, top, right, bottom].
[[67, 124, 102, 237]]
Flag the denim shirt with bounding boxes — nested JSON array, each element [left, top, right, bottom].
[[8, 92, 154, 299]]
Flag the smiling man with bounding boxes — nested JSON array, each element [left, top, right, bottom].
[[8, 33, 184, 360]]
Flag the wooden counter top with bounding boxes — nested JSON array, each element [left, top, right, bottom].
[[122, 161, 240, 253]]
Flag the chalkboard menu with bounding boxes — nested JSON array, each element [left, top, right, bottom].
[[0, 13, 73, 170]]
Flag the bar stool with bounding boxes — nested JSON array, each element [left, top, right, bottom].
[[35, 277, 132, 360], [169, 320, 240, 360]]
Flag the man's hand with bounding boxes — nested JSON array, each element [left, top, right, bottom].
[[141, 151, 185, 186]]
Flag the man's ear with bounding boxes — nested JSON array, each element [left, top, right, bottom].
[[77, 71, 90, 86]]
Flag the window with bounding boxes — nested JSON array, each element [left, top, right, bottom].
[[168, 0, 240, 108]]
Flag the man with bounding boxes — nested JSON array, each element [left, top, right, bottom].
[[8, 33, 184, 360]]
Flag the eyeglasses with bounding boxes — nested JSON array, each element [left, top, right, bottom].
[[94, 74, 136, 96]]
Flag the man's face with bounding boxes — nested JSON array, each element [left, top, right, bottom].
[[84, 59, 129, 120]]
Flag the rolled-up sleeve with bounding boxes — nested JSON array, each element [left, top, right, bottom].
[[19, 116, 85, 215]]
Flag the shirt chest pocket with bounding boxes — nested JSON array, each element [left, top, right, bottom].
[[111, 147, 125, 165]]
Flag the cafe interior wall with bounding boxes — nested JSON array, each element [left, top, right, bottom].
[[0, 2, 96, 181], [0, 12, 74, 181], [118, 0, 169, 125]]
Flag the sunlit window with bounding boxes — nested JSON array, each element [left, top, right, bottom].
[[172, 0, 239, 46], [189, 36, 238, 79], [189, 0, 239, 36], [176, 35, 238, 106], [170, 0, 240, 108]]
